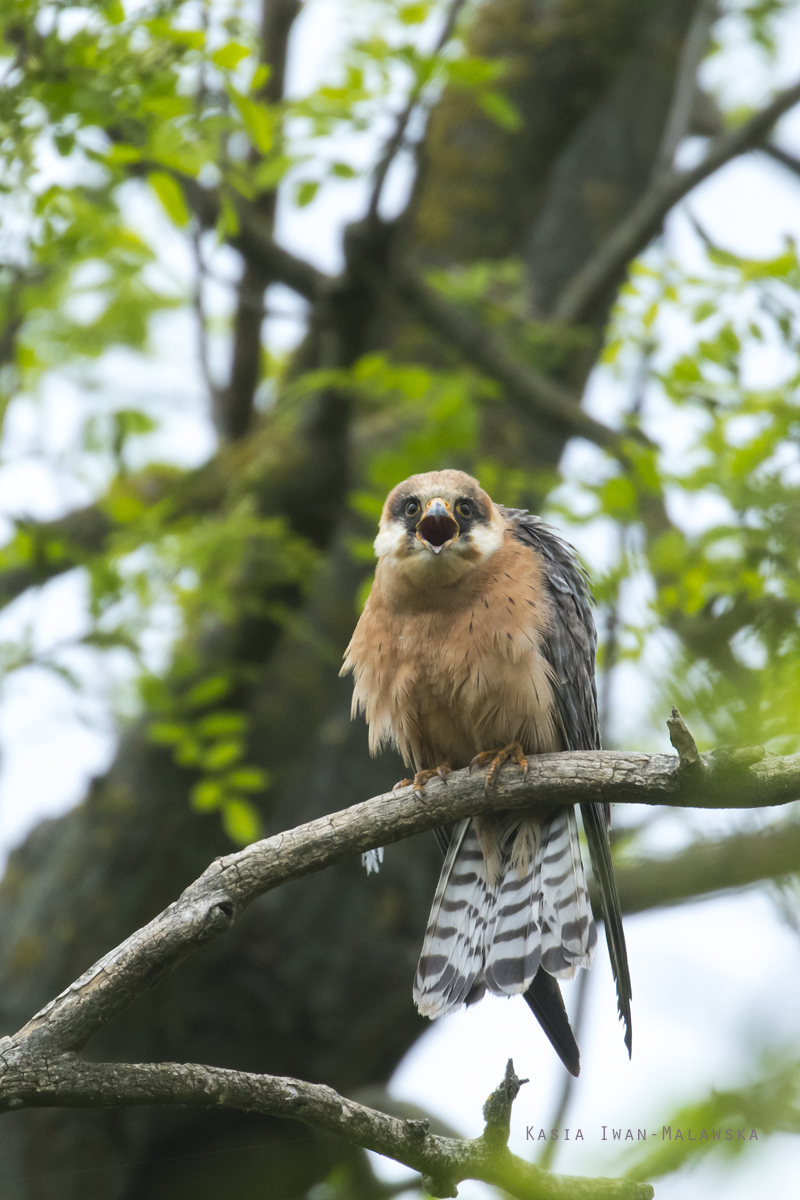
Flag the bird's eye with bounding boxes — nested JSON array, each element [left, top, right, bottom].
[[405, 499, 419, 517], [457, 500, 472, 518]]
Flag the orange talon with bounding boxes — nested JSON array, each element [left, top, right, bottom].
[[394, 764, 451, 800], [471, 742, 529, 792]]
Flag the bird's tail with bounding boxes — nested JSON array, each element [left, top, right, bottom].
[[414, 809, 597, 1019], [413, 818, 494, 1017]]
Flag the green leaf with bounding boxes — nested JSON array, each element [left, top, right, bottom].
[[398, 2, 429, 24], [54, 133, 75, 157], [148, 721, 185, 745], [254, 156, 292, 189], [197, 711, 248, 737], [185, 676, 231, 708], [251, 65, 270, 91], [217, 194, 240, 238], [231, 92, 274, 153], [671, 356, 703, 383], [212, 42, 250, 70], [104, 0, 126, 24], [203, 740, 243, 770], [225, 767, 269, 792], [115, 408, 158, 437], [601, 337, 622, 364], [692, 301, 716, 323], [106, 144, 142, 165], [174, 738, 202, 767], [330, 162, 356, 179], [446, 57, 502, 88], [147, 18, 205, 49], [478, 92, 522, 133], [599, 476, 638, 518], [222, 798, 262, 845], [148, 172, 190, 227], [295, 180, 320, 208], [191, 779, 224, 811]]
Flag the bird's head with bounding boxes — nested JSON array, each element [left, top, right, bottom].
[[374, 469, 505, 588]]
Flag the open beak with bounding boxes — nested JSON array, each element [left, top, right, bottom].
[[416, 498, 459, 554]]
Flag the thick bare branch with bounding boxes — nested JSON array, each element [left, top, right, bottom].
[[0, 1057, 651, 1200], [554, 74, 800, 324], [5, 745, 800, 1061]]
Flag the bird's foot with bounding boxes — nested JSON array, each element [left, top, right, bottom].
[[469, 742, 528, 793], [393, 765, 451, 800]]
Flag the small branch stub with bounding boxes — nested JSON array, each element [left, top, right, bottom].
[[667, 706, 701, 769], [482, 1058, 528, 1149], [405, 1118, 429, 1140]]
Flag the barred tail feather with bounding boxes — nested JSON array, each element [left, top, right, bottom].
[[415, 809, 597, 1018], [539, 808, 597, 979], [483, 820, 542, 994], [413, 819, 494, 1017]]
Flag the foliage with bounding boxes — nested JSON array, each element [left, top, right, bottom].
[[622, 1056, 800, 1182], [569, 237, 800, 752]]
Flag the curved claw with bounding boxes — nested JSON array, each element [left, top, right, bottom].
[[469, 751, 492, 774], [469, 743, 529, 792], [396, 764, 451, 801]]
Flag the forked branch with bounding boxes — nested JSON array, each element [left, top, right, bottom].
[[0, 1056, 651, 1200], [1, 730, 797, 1197], [553, 74, 800, 324]]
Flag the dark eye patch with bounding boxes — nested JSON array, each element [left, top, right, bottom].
[[455, 496, 486, 529], [392, 494, 421, 525]]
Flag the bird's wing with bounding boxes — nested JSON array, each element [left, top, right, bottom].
[[503, 507, 633, 1057]]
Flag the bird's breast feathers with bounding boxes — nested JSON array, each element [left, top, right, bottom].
[[341, 525, 560, 770]]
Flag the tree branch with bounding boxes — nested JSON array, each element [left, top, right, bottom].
[[652, 0, 718, 178], [4, 743, 799, 1059], [178, 173, 654, 464], [0, 736, 796, 1195], [366, 0, 469, 223], [761, 140, 800, 180], [393, 269, 638, 453], [216, 0, 304, 441], [179, 175, 329, 302], [611, 818, 800, 916], [0, 460, 230, 612], [553, 74, 800, 325], [0, 1057, 651, 1200]]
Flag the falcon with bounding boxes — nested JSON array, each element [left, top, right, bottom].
[[341, 469, 631, 1074]]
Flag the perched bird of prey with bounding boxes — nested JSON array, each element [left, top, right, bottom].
[[341, 469, 631, 1074]]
